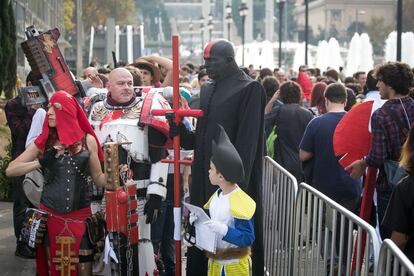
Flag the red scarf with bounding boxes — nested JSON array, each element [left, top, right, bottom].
[[34, 91, 103, 161], [106, 91, 136, 106]]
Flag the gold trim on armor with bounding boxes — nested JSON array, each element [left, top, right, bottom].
[[123, 101, 142, 119], [91, 104, 111, 121], [91, 100, 143, 121]]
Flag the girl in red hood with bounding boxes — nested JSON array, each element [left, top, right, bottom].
[[7, 91, 106, 276]]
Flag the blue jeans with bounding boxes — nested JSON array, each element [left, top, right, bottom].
[[151, 200, 175, 275]]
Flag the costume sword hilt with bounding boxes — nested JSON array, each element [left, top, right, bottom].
[[103, 142, 120, 190]]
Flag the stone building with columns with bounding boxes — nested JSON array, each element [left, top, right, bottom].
[[164, 0, 255, 47], [294, 0, 395, 41]]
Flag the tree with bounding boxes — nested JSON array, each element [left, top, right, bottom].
[[253, 0, 265, 40], [77, 0, 136, 30], [231, 0, 242, 38], [230, 0, 266, 40], [347, 22, 366, 37], [136, 0, 171, 41], [0, 0, 16, 99], [0, 2, 3, 93], [328, 25, 339, 40], [64, 0, 75, 31], [366, 16, 393, 56], [312, 26, 326, 44], [285, 0, 297, 41]]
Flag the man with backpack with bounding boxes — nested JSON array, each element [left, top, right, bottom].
[[346, 62, 414, 239], [265, 81, 313, 182]]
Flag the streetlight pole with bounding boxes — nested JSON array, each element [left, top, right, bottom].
[[304, 0, 309, 65], [76, 0, 83, 76], [355, 10, 366, 34], [396, 0, 402, 61], [239, 0, 248, 66], [189, 19, 193, 55], [356, 9, 359, 33], [208, 12, 214, 41], [277, 0, 286, 68], [200, 17, 205, 63], [225, 2, 232, 41]]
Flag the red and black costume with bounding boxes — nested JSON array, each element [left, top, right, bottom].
[[181, 40, 266, 276], [34, 91, 102, 276]]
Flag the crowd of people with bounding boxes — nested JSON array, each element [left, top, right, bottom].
[[4, 36, 414, 276], [262, 60, 414, 268]]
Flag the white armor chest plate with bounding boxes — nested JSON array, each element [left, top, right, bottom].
[[90, 101, 149, 162]]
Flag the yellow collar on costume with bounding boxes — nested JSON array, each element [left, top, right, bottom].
[[204, 187, 256, 220]]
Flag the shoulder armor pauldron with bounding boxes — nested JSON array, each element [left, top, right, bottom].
[[91, 102, 110, 121]]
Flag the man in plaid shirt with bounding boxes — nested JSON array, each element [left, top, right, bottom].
[[347, 62, 414, 240]]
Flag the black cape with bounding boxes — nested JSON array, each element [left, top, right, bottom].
[[185, 70, 265, 276]]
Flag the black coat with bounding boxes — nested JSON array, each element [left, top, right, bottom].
[[265, 103, 314, 182], [185, 69, 266, 276]]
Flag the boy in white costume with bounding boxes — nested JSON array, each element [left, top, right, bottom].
[[201, 125, 256, 276]]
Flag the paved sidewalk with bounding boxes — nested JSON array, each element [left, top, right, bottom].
[[0, 201, 188, 275], [0, 201, 36, 275]]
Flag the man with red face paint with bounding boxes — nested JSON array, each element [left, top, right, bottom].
[[177, 39, 265, 276]]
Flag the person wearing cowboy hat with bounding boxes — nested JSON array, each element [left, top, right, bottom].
[[133, 55, 173, 87]]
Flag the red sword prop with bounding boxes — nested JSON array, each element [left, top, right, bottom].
[[351, 167, 378, 273], [151, 36, 203, 276]]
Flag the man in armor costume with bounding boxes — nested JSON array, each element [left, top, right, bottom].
[[89, 68, 170, 275]]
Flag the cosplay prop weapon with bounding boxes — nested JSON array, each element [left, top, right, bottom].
[[103, 142, 140, 275], [151, 36, 204, 276], [19, 25, 89, 107], [103, 142, 139, 244]]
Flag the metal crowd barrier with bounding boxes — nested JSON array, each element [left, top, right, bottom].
[[377, 239, 414, 276], [262, 156, 298, 276], [292, 183, 382, 276]]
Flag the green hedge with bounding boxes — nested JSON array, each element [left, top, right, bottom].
[[0, 142, 12, 201]]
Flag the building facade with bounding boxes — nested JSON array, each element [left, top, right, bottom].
[[294, 0, 395, 40]]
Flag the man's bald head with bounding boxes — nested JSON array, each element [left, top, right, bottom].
[[107, 68, 134, 104], [83, 66, 98, 79], [108, 67, 133, 83]]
